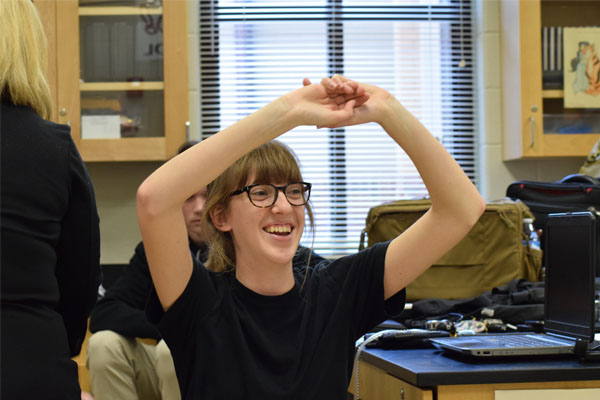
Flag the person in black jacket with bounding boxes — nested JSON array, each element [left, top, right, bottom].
[[86, 192, 207, 400], [0, 1, 101, 399], [86, 141, 205, 400], [87, 142, 325, 400]]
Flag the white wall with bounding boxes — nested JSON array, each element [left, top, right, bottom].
[[88, 0, 587, 264], [86, 162, 159, 264]]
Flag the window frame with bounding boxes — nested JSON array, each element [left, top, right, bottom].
[[198, 0, 478, 257]]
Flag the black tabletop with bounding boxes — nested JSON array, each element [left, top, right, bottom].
[[360, 347, 600, 387]]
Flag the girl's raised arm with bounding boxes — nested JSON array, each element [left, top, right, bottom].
[[318, 76, 486, 299], [136, 81, 367, 310]]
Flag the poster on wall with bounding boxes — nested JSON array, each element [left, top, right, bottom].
[[563, 27, 600, 109]]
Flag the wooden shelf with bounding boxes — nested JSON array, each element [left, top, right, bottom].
[[542, 90, 564, 99], [79, 137, 167, 162], [79, 6, 162, 16], [536, 133, 600, 157], [80, 81, 164, 92]]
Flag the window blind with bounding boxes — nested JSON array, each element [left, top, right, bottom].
[[198, 0, 477, 257]]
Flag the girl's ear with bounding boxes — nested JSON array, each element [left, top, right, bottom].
[[210, 205, 231, 232]]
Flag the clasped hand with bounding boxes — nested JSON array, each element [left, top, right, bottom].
[[290, 75, 379, 129]]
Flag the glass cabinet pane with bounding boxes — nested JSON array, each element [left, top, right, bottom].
[[81, 90, 164, 138], [78, 3, 165, 140], [79, 14, 163, 82]]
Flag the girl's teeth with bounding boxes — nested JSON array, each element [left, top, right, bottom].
[[266, 226, 291, 233]]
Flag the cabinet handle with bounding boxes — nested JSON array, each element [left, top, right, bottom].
[[58, 108, 70, 126], [529, 116, 535, 148], [528, 105, 538, 149], [185, 121, 191, 141]]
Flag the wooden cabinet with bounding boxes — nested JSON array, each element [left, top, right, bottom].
[[500, 0, 600, 160], [351, 358, 600, 400], [349, 362, 433, 400], [38, 0, 188, 161]]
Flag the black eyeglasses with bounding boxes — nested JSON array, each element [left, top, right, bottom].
[[230, 182, 312, 208]]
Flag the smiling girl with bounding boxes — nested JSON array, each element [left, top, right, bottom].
[[137, 76, 485, 399]]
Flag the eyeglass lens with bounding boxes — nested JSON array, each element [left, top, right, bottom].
[[248, 183, 309, 207]]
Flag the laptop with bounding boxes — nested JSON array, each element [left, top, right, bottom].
[[429, 211, 599, 357]]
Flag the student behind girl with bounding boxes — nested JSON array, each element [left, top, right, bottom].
[[137, 76, 485, 398]]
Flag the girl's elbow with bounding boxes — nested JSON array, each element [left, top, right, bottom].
[[468, 194, 486, 227], [136, 181, 159, 220]]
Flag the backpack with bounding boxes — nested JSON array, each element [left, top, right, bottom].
[[360, 198, 542, 301]]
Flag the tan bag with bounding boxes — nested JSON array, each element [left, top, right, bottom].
[[359, 198, 542, 301]]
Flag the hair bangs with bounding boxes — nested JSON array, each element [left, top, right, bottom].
[[247, 141, 303, 185]]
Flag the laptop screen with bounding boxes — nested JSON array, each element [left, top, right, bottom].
[[544, 212, 596, 341]]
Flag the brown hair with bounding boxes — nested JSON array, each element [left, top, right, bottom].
[[201, 140, 315, 272]]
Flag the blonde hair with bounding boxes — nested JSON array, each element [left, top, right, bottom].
[[201, 140, 315, 272], [0, 0, 52, 119]]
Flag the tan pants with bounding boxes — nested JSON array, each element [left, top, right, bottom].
[[86, 331, 181, 400]]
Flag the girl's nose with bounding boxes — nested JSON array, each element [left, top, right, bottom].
[[271, 190, 293, 212]]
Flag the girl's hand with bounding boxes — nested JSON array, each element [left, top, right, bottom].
[[303, 77, 370, 109], [287, 77, 368, 129], [306, 75, 395, 128]]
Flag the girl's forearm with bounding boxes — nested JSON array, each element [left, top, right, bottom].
[[379, 98, 484, 224]]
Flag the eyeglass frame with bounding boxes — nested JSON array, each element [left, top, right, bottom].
[[229, 182, 312, 208]]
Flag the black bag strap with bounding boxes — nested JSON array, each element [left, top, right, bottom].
[[559, 173, 600, 186]]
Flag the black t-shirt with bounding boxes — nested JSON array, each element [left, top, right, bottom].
[[89, 243, 323, 340], [147, 241, 405, 399]]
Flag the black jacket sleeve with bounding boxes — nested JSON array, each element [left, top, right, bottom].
[[89, 242, 161, 340], [55, 139, 102, 357]]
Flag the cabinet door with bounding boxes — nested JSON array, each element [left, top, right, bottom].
[[349, 361, 433, 400], [500, 0, 600, 160], [36, 0, 59, 123], [55, 0, 188, 161]]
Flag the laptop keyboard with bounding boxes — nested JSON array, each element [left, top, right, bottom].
[[498, 335, 568, 348]]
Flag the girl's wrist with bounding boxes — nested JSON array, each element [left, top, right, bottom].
[[253, 94, 300, 138], [276, 90, 304, 129], [376, 94, 401, 127], [276, 88, 311, 130]]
